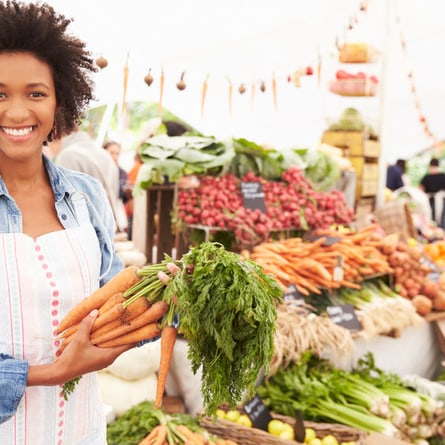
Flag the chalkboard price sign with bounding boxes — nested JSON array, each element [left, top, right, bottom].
[[283, 284, 305, 304], [243, 394, 272, 431], [327, 303, 362, 331], [241, 181, 266, 213]]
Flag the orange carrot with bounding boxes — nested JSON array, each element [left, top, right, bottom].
[[56, 266, 141, 334], [97, 322, 160, 348], [93, 296, 151, 333], [250, 82, 255, 111], [121, 52, 129, 114], [154, 325, 178, 408], [200, 74, 209, 118], [138, 425, 161, 444], [98, 292, 126, 315], [228, 80, 233, 116], [175, 425, 204, 445], [152, 424, 167, 445], [90, 300, 168, 345], [158, 69, 165, 117], [272, 72, 277, 111]]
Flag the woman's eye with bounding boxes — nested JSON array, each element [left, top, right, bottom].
[[30, 92, 45, 98]]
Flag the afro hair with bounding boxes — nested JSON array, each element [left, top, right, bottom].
[[0, 1, 97, 137]]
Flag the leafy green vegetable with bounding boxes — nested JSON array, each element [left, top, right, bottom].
[[106, 400, 202, 445], [61, 376, 82, 401], [164, 242, 283, 415], [301, 149, 341, 191], [134, 135, 234, 192], [124, 242, 283, 416]]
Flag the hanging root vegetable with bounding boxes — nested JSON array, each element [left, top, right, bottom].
[[200, 74, 209, 118], [250, 82, 255, 111], [158, 68, 165, 117], [95, 55, 108, 69], [144, 68, 154, 86], [272, 72, 277, 110], [121, 52, 129, 114], [176, 71, 186, 90]]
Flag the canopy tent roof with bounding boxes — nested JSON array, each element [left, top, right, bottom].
[[22, 0, 445, 163]]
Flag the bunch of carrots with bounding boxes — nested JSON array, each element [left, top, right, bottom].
[[107, 399, 239, 445], [56, 262, 178, 407], [56, 241, 282, 416], [138, 424, 238, 445], [248, 224, 393, 295]]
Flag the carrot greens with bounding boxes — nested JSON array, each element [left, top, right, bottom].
[[163, 242, 282, 415], [60, 242, 282, 413]]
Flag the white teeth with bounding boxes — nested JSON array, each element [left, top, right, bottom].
[[2, 126, 34, 136]]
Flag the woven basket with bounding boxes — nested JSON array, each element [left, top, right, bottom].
[[200, 412, 368, 445], [329, 78, 377, 97], [372, 200, 417, 240]]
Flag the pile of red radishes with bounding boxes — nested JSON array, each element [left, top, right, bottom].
[[174, 167, 354, 247]]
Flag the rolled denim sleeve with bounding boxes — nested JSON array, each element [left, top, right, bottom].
[[0, 354, 28, 425]]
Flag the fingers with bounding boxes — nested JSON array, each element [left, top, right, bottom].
[[158, 271, 170, 284], [77, 309, 99, 335], [166, 262, 180, 274]]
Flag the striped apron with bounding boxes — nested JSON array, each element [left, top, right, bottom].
[[0, 220, 107, 445]]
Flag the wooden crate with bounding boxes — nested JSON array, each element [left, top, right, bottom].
[[355, 139, 381, 157], [349, 158, 379, 180], [321, 131, 380, 157], [321, 130, 364, 153]]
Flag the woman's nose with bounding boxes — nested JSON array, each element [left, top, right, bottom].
[[3, 97, 30, 120]]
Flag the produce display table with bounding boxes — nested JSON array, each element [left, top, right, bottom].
[[326, 320, 444, 380]]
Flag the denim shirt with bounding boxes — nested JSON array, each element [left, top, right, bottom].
[[0, 154, 124, 424]]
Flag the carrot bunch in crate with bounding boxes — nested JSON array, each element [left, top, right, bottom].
[[56, 242, 283, 416], [248, 224, 393, 295]]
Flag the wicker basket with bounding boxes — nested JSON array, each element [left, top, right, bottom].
[[372, 200, 417, 240], [329, 78, 377, 97], [200, 412, 368, 445]]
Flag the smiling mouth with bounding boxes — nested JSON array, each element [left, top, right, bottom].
[[2, 126, 35, 136]]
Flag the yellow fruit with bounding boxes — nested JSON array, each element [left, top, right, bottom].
[[279, 427, 295, 440], [225, 410, 241, 422], [305, 427, 317, 443], [268, 419, 286, 436], [215, 409, 226, 419], [236, 414, 253, 428], [407, 237, 417, 248], [322, 434, 339, 445], [310, 439, 322, 445]]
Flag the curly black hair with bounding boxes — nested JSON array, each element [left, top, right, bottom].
[[0, 1, 97, 138]]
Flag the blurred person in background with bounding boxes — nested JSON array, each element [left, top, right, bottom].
[[103, 140, 131, 204], [419, 158, 445, 227], [55, 129, 128, 234], [386, 159, 408, 191]]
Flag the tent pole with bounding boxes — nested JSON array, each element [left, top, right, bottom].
[[376, 0, 394, 209]]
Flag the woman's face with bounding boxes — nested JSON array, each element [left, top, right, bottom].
[[0, 51, 57, 162]]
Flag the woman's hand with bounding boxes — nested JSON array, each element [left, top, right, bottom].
[[158, 262, 180, 284], [27, 310, 132, 387]]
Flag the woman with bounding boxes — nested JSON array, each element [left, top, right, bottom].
[[0, 2, 138, 443]]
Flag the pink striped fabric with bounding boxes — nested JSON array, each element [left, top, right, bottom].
[[0, 224, 108, 445]]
